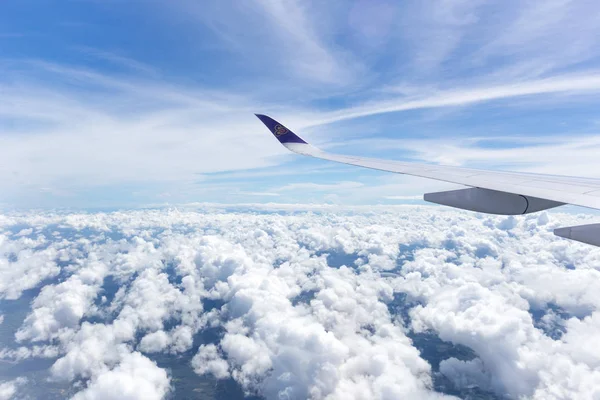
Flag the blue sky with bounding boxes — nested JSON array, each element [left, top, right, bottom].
[[2, 0, 600, 209]]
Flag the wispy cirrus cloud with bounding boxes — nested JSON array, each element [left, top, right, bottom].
[[306, 72, 600, 127], [475, 0, 600, 73], [251, 0, 361, 84], [71, 46, 161, 77], [173, 0, 361, 86], [4, 59, 600, 207], [0, 60, 287, 206], [4, 0, 600, 207]]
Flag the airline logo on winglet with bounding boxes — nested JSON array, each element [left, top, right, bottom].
[[255, 114, 308, 144], [274, 124, 288, 136]]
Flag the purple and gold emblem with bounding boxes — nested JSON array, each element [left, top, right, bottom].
[[274, 124, 288, 137]]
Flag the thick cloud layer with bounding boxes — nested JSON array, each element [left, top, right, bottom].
[[0, 206, 599, 399]]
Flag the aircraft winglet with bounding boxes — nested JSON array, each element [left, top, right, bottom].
[[255, 114, 308, 144]]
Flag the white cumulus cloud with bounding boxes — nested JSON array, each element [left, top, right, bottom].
[[0, 207, 599, 399]]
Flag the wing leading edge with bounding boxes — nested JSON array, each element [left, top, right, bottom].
[[255, 114, 600, 246]]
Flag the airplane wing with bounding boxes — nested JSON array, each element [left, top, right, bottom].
[[255, 114, 600, 247]]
